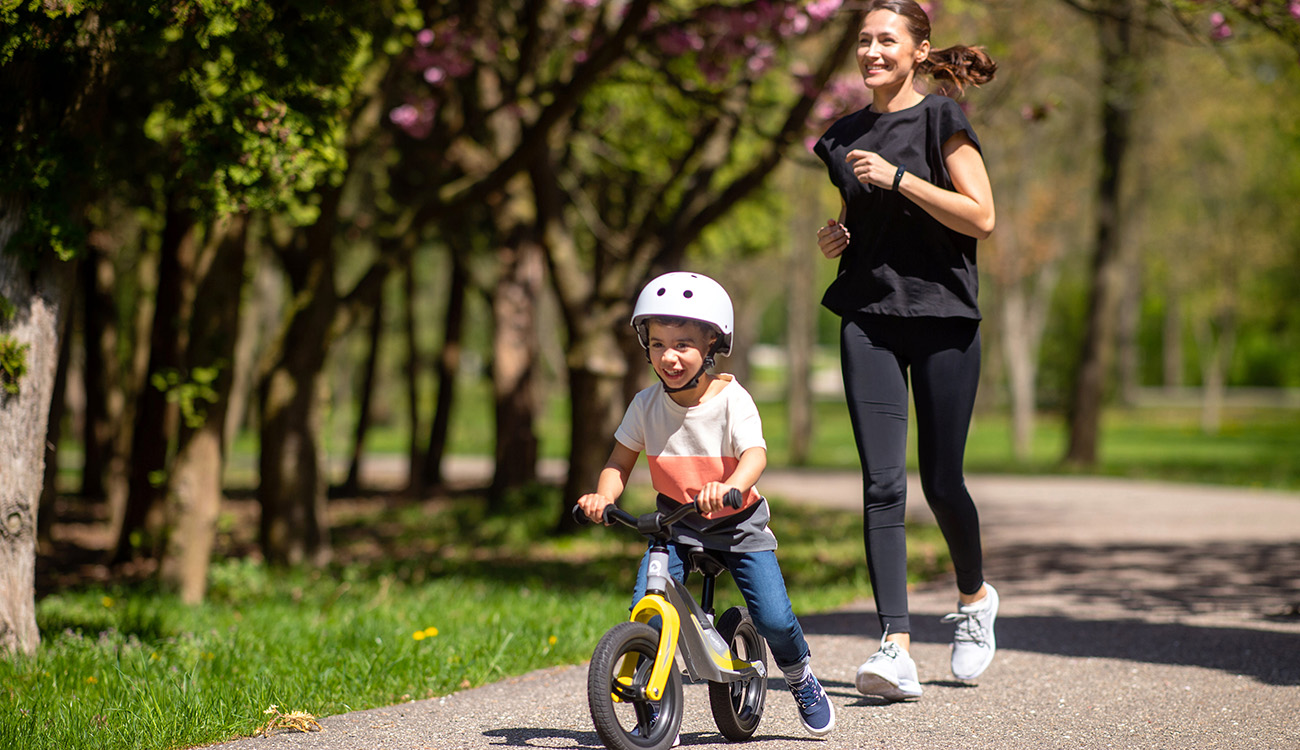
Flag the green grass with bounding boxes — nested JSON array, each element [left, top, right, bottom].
[[3, 486, 928, 750]]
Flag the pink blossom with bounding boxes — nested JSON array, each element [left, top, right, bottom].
[[805, 0, 842, 23], [1210, 11, 1232, 41], [1290, 1, 1300, 20], [416, 29, 434, 47], [389, 100, 436, 139], [390, 104, 419, 128], [423, 67, 446, 84], [564, 0, 600, 8]]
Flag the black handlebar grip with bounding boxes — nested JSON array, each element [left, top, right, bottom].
[[724, 487, 744, 509], [572, 504, 591, 526]]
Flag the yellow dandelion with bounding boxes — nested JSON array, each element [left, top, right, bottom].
[[423, 626, 439, 638], [413, 631, 426, 641], [86, 676, 98, 684], [150, 652, 160, 661], [101, 597, 114, 608], [203, 652, 215, 661], [548, 635, 557, 646]]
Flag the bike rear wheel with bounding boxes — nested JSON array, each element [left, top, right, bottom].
[[587, 621, 683, 750], [707, 606, 767, 741]]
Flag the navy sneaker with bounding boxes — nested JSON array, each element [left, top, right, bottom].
[[787, 672, 835, 736]]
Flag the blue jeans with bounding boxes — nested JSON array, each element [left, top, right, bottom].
[[632, 543, 811, 671]]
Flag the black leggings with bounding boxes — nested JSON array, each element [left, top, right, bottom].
[[840, 313, 984, 636]]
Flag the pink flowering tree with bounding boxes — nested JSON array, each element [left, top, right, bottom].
[[383, 0, 862, 525]]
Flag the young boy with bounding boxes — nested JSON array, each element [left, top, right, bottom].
[[576, 272, 835, 738]]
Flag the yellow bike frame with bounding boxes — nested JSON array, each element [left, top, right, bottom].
[[619, 594, 680, 702]]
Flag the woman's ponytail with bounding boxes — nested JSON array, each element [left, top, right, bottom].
[[921, 44, 997, 95]]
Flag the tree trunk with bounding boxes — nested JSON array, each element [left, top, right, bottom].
[[489, 236, 543, 508], [423, 251, 467, 489], [1001, 287, 1037, 461], [1115, 256, 1143, 407], [106, 242, 158, 542], [1162, 288, 1183, 390], [80, 243, 121, 499], [258, 203, 339, 566], [0, 204, 74, 656], [1194, 310, 1236, 436], [160, 214, 248, 603], [115, 201, 198, 562], [37, 304, 72, 550], [341, 280, 385, 497], [1064, 0, 1144, 467], [560, 356, 625, 533], [402, 263, 423, 495], [786, 166, 821, 467]]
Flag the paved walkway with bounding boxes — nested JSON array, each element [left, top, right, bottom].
[[210, 471, 1300, 750]]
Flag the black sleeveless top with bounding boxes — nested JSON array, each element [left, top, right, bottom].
[[814, 95, 983, 320]]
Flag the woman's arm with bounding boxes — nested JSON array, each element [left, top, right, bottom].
[[845, 131, 996, 239]]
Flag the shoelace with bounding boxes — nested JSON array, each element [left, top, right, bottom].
[[790, 675, 825, 710], [871, 642, 902, 662], [942, 610, 989, 647]]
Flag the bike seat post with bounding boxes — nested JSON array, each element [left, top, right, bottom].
[[699, 570, 717, 617], [644, 540, 671, 597]]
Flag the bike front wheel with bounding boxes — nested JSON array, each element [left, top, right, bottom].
[[587, 621, 683, 750], [707, 606, 767, 741]]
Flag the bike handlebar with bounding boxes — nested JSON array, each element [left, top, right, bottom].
[[572, 487, 745, 532]]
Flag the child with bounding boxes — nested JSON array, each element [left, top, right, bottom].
[[576, 271, 835, 737]]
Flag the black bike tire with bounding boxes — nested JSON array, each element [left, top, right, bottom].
[[587, 621, 683, 750], [706, 606, 768, 741]]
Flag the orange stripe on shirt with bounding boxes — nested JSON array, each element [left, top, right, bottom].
[[646, 455, 762, 520]]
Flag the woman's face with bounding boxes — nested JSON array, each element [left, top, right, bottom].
[[856, 9, 929, 91]]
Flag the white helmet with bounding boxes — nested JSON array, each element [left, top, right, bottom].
[[631, 272, 734, 357]]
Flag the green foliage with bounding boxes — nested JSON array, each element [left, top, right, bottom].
[[0, 334, 28, 396], [150, 363, 224, 429], [0, 0, 389, 264]]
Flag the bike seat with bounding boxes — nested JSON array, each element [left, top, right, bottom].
[[684, 546, 728, 578]]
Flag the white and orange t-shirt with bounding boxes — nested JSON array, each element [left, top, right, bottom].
[[614, 375, 777, 552]]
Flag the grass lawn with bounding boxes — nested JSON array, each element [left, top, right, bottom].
[[3, 486, 936, 750]]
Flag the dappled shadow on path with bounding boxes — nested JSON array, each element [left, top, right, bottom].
[[800, 537, 1300, 686]]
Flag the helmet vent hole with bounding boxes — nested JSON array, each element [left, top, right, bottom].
[[656, 288, 666, 296], [683, 290, 693, 298]]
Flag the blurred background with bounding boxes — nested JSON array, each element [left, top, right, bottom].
[[4, 0, 1300, 604]]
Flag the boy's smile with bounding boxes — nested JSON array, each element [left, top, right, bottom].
[[646, 321, 714, 393]]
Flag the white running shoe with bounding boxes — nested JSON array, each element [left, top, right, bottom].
[[855, 636, 923, 701], [943, 583, 999, 680]]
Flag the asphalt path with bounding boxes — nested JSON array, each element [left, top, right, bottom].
[[207, 471, 1300, 750]]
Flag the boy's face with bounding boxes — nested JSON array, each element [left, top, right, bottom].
[[646, 320, 715, 390]]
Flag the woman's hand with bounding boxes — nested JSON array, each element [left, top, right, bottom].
[[846, 149, 896, 190], [816, 219, 850, 259], [576, 493, 614, 524]]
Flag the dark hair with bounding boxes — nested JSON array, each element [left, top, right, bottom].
[[860, 0, 997, 95]]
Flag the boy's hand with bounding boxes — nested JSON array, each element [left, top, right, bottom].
[[576, 493, 614, 525], [696, 482, 740, 515]]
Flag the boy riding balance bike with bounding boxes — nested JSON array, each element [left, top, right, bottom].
[[576, 272, 835, 749]]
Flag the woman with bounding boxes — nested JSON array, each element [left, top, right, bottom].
[[813, 0, 999, 701]]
